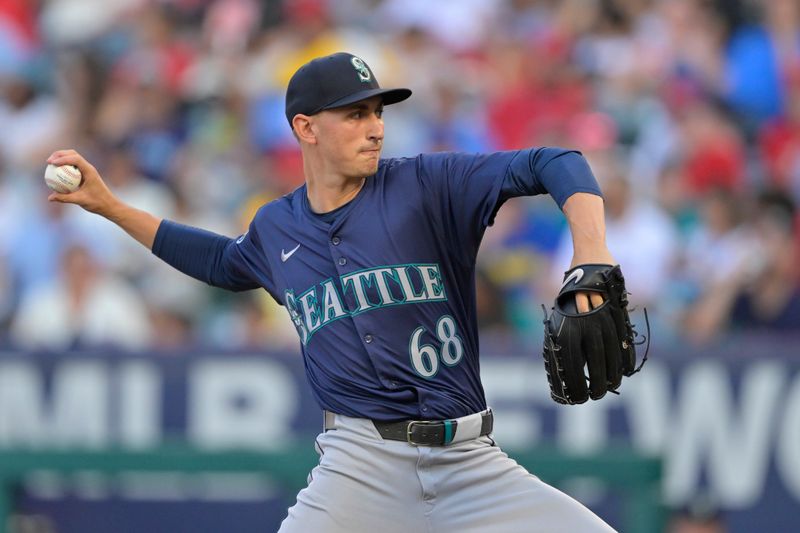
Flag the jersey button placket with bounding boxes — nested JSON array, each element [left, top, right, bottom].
[[364, 334, 373, 344], [331, 236, 341, 245], [338, 257, 347, 266]]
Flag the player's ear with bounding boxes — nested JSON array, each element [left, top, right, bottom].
[[293, 114, 317, 145]]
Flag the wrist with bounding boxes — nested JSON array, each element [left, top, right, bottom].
[[570, 245, 615, 268]]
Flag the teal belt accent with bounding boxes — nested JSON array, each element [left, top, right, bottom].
[[443, 419, 454, 444]]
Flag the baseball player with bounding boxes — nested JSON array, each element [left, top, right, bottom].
[[47, 52, 621, 532]]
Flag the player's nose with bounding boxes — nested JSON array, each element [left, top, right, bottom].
[[366, 113, 384, 142]]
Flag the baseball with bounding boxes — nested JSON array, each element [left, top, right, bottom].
[[44, 164, 83, 193]]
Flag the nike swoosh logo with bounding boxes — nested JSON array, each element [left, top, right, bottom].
[[560, 268, 585, 291], [281, 243, 301, 263]]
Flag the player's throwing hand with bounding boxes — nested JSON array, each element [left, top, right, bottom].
[[46, 150, 119, 218], [45, 149, 163, 249]]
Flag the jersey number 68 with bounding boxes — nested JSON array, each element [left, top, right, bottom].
[[409, 315, 464, 378]]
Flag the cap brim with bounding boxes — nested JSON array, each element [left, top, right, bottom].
[[319, 87, 412, 112]]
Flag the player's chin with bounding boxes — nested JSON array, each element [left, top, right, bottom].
[[359, 154, 381, 174]]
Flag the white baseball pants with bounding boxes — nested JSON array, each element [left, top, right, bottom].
[[278, 413, 616, 533]]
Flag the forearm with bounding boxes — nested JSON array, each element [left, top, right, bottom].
[[562, 193, 615, 267], [104, 199, 162, 250]]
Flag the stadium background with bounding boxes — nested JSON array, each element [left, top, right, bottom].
[[1, 0, 799, 532]]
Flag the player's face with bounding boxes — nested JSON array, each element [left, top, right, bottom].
[[314, 96, 385, 179]]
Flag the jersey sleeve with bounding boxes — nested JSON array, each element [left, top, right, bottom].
[[415, 147, 601, 261], [226, 210, 280, 298], [152, 210, 277, 297]]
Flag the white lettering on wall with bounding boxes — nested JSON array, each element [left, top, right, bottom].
[[620, 362, 672, 456], [188, 359, 298, 450], [0, 362, 45, 444], [482, 360, 546, 446], [663, 362, 783, 507], [0, 361, 108, 447], [777, 371, 800, 501], [557, 392, 618, 454], [486, 360, 792, 509], [118, 362, 161, 448]]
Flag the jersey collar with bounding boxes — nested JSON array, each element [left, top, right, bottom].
[[300, 167, 379, 233]]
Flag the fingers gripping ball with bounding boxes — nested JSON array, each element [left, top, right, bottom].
[[44, 164, 83, 193], [542, 264, 649, 405]]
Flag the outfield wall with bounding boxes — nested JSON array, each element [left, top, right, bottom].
[[0, 336, 797, 532]]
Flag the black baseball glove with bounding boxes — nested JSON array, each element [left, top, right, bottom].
[[542, 264, 649, 405]]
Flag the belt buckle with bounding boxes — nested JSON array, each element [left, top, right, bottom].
[[406, 420, 434, 446]]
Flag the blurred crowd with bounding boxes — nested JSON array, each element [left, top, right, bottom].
[[1, 0, 800, 353]]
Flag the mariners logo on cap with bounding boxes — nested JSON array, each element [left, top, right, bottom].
[[351, 57, 371, 82]]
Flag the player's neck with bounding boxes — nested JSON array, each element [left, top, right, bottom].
[[305, 173, 366, 214]]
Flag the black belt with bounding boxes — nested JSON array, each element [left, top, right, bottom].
[[372, 410, 493, 446]]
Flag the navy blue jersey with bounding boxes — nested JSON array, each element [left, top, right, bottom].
[[153, 148, 601, 421]]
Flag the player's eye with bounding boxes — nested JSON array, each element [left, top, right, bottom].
[[376, 108, 384, 119]]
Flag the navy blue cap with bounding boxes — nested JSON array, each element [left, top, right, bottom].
[[285, 52, 412, 126]]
